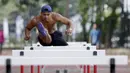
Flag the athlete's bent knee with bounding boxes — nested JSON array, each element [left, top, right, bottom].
[[40, 36, 52, 44]]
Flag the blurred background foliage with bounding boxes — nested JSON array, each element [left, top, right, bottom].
[[0, 0, 130, 49]]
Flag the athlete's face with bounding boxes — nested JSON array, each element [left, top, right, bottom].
[[41, 12, 50, 21]]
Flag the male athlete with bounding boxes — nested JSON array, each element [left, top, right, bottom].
[[24, 5, 73, 46]]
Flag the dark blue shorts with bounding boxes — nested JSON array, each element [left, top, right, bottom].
[[38, 31, 68, 46]]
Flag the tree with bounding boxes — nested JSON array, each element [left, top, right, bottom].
[[102, 0, 120, 48], [0, 0, 9, 6], [78, 0, 122, 48], [78, 0, 93, 42]]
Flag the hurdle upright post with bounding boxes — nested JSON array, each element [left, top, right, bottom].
[[20, 51, 24, 73], [87, 65, 90, 73], [110, 58, 116, 73], [83, 65, 87, 73], [56, 70, 60, 73], [94, 65, 97, 73], [64, 69, 68, 73], [93, 51, 97, 73], [6, 58, 11, 73], [31, 65, 34, 73], [37, 65, 40, 73], [20, 65, 24, 73]]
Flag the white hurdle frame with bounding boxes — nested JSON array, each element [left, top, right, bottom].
[[0, 56, 128, 73], [12, 49, 105, 73], [0, 56, 128, 65], [12, 50, 106, 57], [24, 46, 96, 50]]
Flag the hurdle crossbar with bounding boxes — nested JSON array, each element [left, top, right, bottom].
[[12, 50, 106, 57], [0, 56, 128, 65], [24, 46, 96, 50]]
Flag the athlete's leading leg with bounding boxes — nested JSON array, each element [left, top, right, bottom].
[[37, 22, 52, 44]]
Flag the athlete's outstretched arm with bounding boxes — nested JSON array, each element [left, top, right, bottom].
[[24, 19, 36, 40], [53, 13, 73, 35]]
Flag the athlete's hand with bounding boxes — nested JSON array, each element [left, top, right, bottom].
[[24, 34, 30, 40], [24, 35, 30, 40], [65, 28, 72, 36]]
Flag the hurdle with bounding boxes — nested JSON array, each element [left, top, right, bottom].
[[12, 49, 105, 73], [24, 46, 96, 50], [12, 50, 106, 57], [12, 49, 104, 73], [0, 56, 128, 73]]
